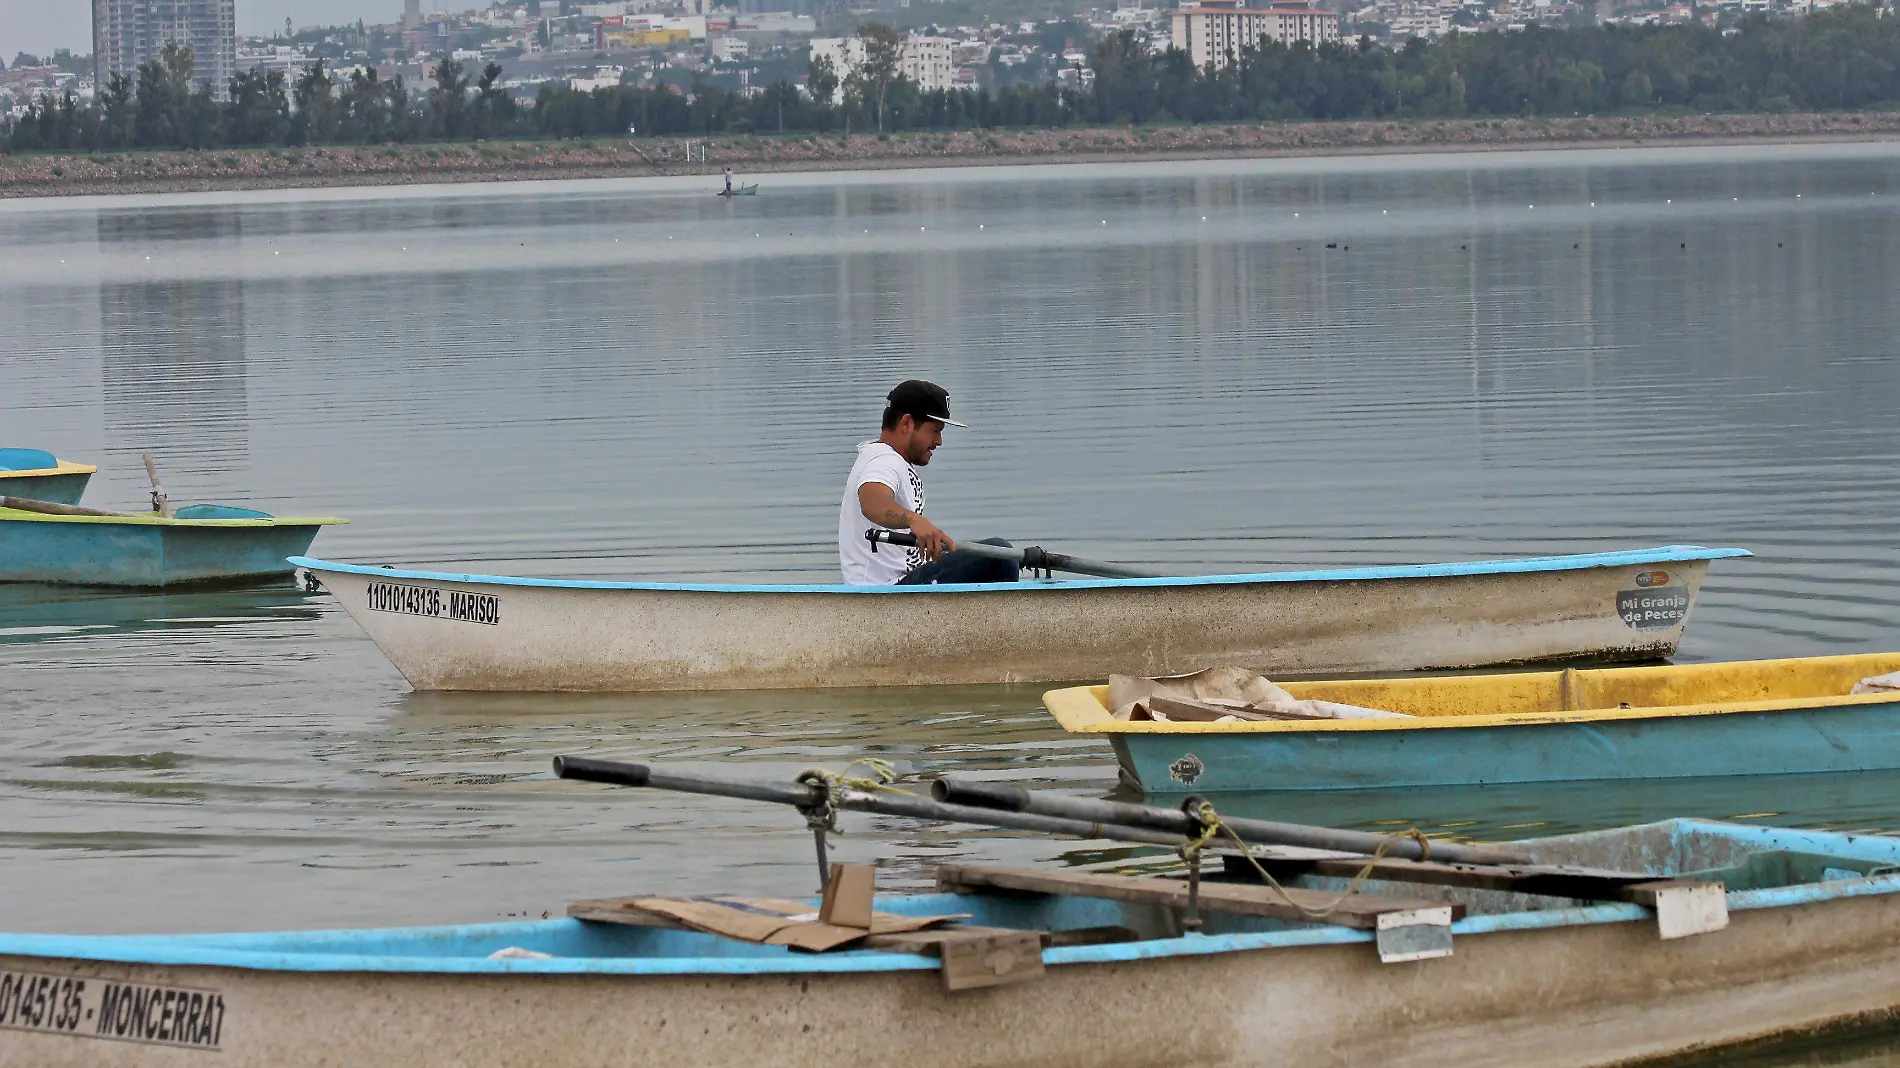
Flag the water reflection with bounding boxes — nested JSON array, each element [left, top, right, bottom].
[[97, 279, 251, 499], [0, 582, 319, 645]]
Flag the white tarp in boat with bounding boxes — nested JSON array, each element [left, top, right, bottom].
[[1853, 671, 1900, 694], [1108, 667, 1411, 723]]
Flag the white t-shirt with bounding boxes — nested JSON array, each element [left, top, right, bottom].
[[838, 441, 925, 585]]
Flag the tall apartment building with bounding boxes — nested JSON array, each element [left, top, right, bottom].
[[404, 0, 423, 32], [1171, 0, 1340, 67], [809, 33, 960, 92], [93, 0, 238, 98]]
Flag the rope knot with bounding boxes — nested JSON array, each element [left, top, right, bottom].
[[794, 758, 908, 833]]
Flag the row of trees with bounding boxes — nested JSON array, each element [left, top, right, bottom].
[[1080, 3, 1900, 124], [5, 44, 521, 152], [7, 6, 1900, 154]]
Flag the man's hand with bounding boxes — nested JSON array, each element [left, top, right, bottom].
[[908, 513, 954, 562], [858, 483, 955, 561]]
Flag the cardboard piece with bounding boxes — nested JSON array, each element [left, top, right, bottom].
[[612, 896, 968, 952], [819, 863, 877, 929]]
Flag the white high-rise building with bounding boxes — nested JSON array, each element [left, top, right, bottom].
[[810, 33, 958, 93], [93, 0, 238, 98], [1170, 0, 1340, 68], [901, 35, 955, 91]]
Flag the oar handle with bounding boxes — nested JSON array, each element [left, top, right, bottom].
[[865, 529, 1161, 580], [141, 452, 171, 519], [2, 496, 137, 518]]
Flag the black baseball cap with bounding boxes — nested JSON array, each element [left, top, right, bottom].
[[886, 380, 968, 428]]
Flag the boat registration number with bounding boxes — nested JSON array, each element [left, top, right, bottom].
[[0, 967, 225, 1051], [366, 580, 502, 625]]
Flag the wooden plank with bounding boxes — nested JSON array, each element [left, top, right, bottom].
[[1223, 851, 1721, 905], [936, 930, 1045, 991], [866, 926, 1042, 954], [569, 898, 690, 928], [937, 864, 1463, 930]]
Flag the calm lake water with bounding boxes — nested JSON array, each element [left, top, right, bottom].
[[5, 141, 1900, 1059]]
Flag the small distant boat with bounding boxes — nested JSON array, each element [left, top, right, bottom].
[[0, 449, 95, 506], [1044, 651, 1900, 793], [715, 183, 758, 197], [291, 545, 1746, 692], [0, 502, 347, 587]]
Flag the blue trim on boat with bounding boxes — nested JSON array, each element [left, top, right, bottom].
[[289, 545, 1751, 595], [1117, 696, 1900, 792], [5, 820, 1893, 977]]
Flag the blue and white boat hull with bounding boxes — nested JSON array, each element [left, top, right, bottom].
[[293, 546, 1748, 692], [0, 820, 1897, 1067]]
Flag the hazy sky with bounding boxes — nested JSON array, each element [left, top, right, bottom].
[[2, 1, 401, 63]]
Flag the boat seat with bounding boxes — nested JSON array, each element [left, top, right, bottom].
[[0, 448, 58, 472], [174, 504, 275, 520], [936, 863, 1463, 930]]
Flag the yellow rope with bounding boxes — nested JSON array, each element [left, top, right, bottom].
[[793, 758, 916, 834], [1182, 799, 1435, 922]]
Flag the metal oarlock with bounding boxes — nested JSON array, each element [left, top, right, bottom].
[[1182, 850, 1204, 933]]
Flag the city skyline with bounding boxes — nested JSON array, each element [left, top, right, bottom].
[[2, 0, 396, 61]]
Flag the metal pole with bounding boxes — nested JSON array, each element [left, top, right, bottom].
[[932, 778, 1531, 866], [553, 757, 1186, 847]]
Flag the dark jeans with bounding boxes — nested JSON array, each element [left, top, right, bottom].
[[897, 538, 1020, 585]]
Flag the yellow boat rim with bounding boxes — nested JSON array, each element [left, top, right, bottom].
[[1042, 651, 1900, 734], [0, 460, 97, 478], [0, 507, 348, 528]]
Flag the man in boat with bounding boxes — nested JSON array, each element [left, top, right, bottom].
[[724, 166, 734, 193], [838, 380, 1021, 585]]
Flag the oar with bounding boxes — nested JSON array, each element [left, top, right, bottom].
[[2, 496, 139, 518], [865, 529, 1161, 580], [550, 757, 1531, 866], [142, 453, 171, 519], [554, 756, 1184, 845], [933, 777, 1529, 866]]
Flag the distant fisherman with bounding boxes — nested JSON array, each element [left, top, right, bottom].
[[724, 166, 734, 193], [838, 380, 1020, 585]]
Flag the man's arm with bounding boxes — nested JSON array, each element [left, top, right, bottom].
[[858, 482, 954, 562]]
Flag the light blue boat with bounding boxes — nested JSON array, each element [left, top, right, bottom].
[[0, 504, 347, 587], [1046, 651, 1900, 793], [0, 448, 95, 506], [293, 545, 1751, 691], [2, 819, 1899, 1067]]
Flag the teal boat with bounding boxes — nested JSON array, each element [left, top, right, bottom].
[[1045, 652, 1900, 793], [0, 449, 95, 506], [3, 817, 1900, 1067], [0, 504, 347, 587]]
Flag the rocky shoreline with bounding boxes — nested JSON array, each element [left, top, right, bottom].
[[3, 112, 1897, 199]]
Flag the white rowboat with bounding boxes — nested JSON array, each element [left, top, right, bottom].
[[292, 545, 1747, 692]]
